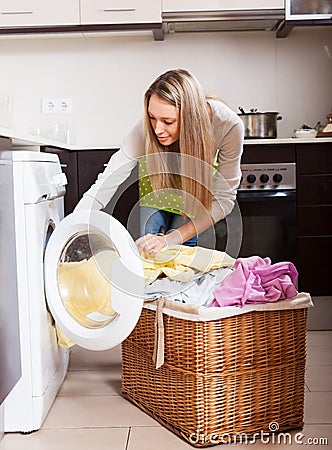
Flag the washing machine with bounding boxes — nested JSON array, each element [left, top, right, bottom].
[[3, 151, 69, 432], [3, 150, 145, 433]]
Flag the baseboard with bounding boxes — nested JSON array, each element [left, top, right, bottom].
[[307, 296, 332, 330]]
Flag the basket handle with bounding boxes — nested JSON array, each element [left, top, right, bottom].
[[152, 298, 166, 369]]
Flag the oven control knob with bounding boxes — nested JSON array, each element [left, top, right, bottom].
[[273, 173, 283, 183], [247, 174, 256, 184], [260, 174, 269, 183]]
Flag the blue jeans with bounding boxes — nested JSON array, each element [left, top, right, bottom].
[[140, 207, 198, 247]]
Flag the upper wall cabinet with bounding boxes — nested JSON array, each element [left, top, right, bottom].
[[162, 0, 284, 12], [81, 0, 162, 25], [0, 0, 79, 27]]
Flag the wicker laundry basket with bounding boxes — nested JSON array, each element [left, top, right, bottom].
[[122, 297, 309, 447]]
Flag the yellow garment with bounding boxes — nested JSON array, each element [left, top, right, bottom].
[[54, 245, 234, 347], [142, 245, 235, 285], [56, 324, 75, 349], [56, 250, 118, 348]]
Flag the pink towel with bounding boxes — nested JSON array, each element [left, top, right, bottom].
[[210, 256, 298, 308]]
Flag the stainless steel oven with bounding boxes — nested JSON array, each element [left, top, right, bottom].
[[214, 163, 297, 265]]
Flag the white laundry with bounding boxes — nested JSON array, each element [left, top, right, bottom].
[[144, 267, 233, 307]]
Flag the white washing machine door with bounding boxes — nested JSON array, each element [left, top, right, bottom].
[[44, 210, 144, 351]]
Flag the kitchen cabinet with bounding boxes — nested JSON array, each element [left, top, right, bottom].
[[0, 0, 79, 27], [77, 150, 140, 239], [0, 0, 161, 33], [41, 147, 140, 239], [162, 0, 284, 12], [0, 136, 11, 150], [81, 0, 161, 25], [241, 143, 295, 164], [296, 142, 332, 296]]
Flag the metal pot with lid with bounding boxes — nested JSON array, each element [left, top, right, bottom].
[[238, 107, 282, 139]]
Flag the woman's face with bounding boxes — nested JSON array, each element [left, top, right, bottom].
[[148, 93, 180, 146]]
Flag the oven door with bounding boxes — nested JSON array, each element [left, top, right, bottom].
[[236, 189, 296, 264]]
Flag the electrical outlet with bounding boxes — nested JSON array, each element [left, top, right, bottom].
[[42, 98, 73, 114]]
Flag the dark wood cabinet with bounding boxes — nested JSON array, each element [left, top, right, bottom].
[[41, 146, 139, 239], [297, 236, 330, 295], [77, 150, 139, 239], [297, 144, 332, 174], [296, 142, 332, 295], [0, 136, 12, 150], [76, 150, 115, 198], [242, 143, 296, 164]]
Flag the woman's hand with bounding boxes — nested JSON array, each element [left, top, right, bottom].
[[135, 230, 182, 257], [135, 233, 167, 257]]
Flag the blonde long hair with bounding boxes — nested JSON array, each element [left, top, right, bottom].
[[143, 69, 215, 217]]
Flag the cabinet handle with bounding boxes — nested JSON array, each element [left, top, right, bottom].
[[1, 10, 34, 15], [103, 8, 136, 12], [60, 164, 68, 168]]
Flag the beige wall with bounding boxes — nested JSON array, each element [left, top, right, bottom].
[[0, 26, 331, 147]]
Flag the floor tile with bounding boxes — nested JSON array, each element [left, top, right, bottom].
[[255, 425, 332, 449], [2, 330, 331, 450], [127, 426, 195, 450], [306, 366, 332, 392], [69, 345, 122, 371], [306, 331, 332, 347], [42, 396, 159, 429], [128, 424, 332, 449], [306, 345, 332, 366], [234, 424, 332, 449], [297, 425, 332, 448], [304, 392, 332, 424], [0, 428, 129, 450], [58, 369, 122, 397]]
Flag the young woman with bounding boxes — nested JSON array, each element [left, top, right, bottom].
[[75, 69, 244, 256]]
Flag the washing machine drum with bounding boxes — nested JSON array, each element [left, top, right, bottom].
[[44, 210, 144, 350]]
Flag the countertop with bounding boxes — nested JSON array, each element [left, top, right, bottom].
[[243, 137, 332, 144], [1, 126, 332, 150]]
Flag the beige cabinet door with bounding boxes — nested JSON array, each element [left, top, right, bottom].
[[0, 0, 79, 27], [162, 0, 284, 12], [81, 0, 161, 24]]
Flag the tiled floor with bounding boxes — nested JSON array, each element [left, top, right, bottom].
[[1, 331, 331, 449]]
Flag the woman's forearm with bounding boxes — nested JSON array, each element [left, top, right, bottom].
[[166, 213, 214, 245]]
